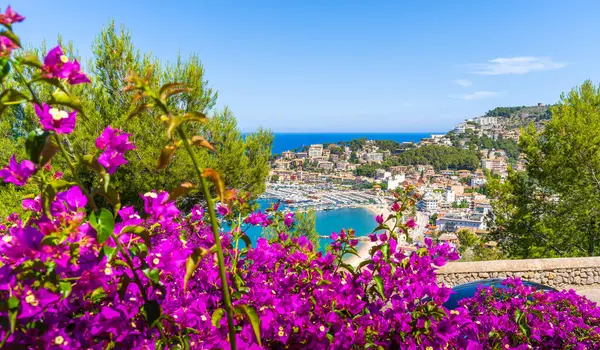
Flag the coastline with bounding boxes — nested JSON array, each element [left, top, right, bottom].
[[345, 203, 396, 266]]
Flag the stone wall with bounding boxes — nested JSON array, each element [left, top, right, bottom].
[[436, 257, 600, 290]]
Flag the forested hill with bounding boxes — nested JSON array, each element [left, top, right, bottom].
[[484, 105, 552, 126]]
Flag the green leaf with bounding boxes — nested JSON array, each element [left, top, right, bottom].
[[234, 305, 262, 346], [144, 300, 161, 327], [8, 296, 19, 332], [7, 296, 19, 310], [373, 275, 385, 299], [0, 30, 20, 47], [357, 259, 374, 270], [40, 235, 60, 247], [182, 111, 208, 124], [38, 133, 59, 167], [80, 155, 106, 175], [41, 179, 76, 217], [20, 53, 43, 69], [25, 129, 47, 163], [90, 208, 115, 244], [0, 88, 28, 113], [30, 75, 69, 93], [184, 248, 208, 291], [0, 58, 10, 84], [58, 281, 72, 299], [120, 225, 150, 247], [159, 82, 191, 101], [90, 287, 107, 302], [211, 308, 225, 328], [143, 268, 160, 285], [48, 89, 84, 114], [103, 246, 117, 261]]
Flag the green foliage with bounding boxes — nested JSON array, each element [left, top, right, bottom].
[[355, 163, 384, 177], [456, 229, 502, 261], [0, 21, 273, 214], [452, 200, 469, 209], [485, 105, 551, 120], [391, 145, 480, 171], [373, 139, 401, 152], [262, 209, 320, 249], [293, 209, 320, 250], [489, 81, 600, 258]]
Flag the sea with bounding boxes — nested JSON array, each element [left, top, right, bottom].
[[271, 132, 436, 154], [245, 132, 438, 250], [245, 199, 380, 252]]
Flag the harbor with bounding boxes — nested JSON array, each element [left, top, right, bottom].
[[260, 183, 387, 211]]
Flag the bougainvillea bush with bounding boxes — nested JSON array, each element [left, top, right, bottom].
[[1, 7, 600, 349]]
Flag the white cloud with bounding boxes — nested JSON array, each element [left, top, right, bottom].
[[469, 56, 567, 75], [454, 79, 472, 87], [453, 91, 499, 101]]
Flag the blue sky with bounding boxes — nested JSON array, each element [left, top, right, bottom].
[[13, 1, 600, 132]]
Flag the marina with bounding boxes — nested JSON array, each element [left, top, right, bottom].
[[260, 183, 387, 211]]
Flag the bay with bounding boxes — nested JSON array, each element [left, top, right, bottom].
[[245, 199, 378, 251]]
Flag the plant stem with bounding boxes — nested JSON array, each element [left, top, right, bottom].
[[53, 134, 98, 211], [177, 127, 237, 350]]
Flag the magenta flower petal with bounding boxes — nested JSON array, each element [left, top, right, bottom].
[[0, 6, 25, 25], [34, 103, 77, 134], [0, 155, 35, 186]]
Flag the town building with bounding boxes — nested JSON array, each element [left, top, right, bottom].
[[436, 213, 487, 232], [422, 194, 438, 212], [387, 174, 406, 190], [364, 152, 383, 163], [281, 151, 295, 159], [308, 144, 323, 158], [317, 161, 333, 170]]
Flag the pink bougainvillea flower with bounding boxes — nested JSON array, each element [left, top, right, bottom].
[[244, 210, 269, 227], [95, 126, 135, 174], [375, 214, 384, 225], [0, 36, 17, 57], [95, 126, 135, 153], [65, 59, 90, 84], [98, 149, 128, 175], [217, 204, 231, 216], [284, 212, 294, 228], [391, 202, 401, 212], [0, 5, 24, 25], [42, 46, 90, 84], [405, 217, 417, 228], [34, 103, 76, 134], [0, 155, 35, 186]]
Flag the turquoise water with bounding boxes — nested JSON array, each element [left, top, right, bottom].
[[245, 200, 378, 250]]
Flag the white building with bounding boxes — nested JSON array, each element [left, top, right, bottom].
[[308, 144, 323, 158], [317, 161, 333, 170], [422, 194, 438, 212], [436, 213, 486, 232], [364, 152, 383, 163], [475, 116, 498, 126], [387, 174, 406, 190], [454, 123, 466, 134], [445, 187, 455, 203], [471, 177, 486, 187]]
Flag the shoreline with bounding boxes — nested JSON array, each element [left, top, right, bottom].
[[344, 204, 396, 265]]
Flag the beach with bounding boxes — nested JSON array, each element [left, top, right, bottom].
[[344, 204, 396, 266]]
